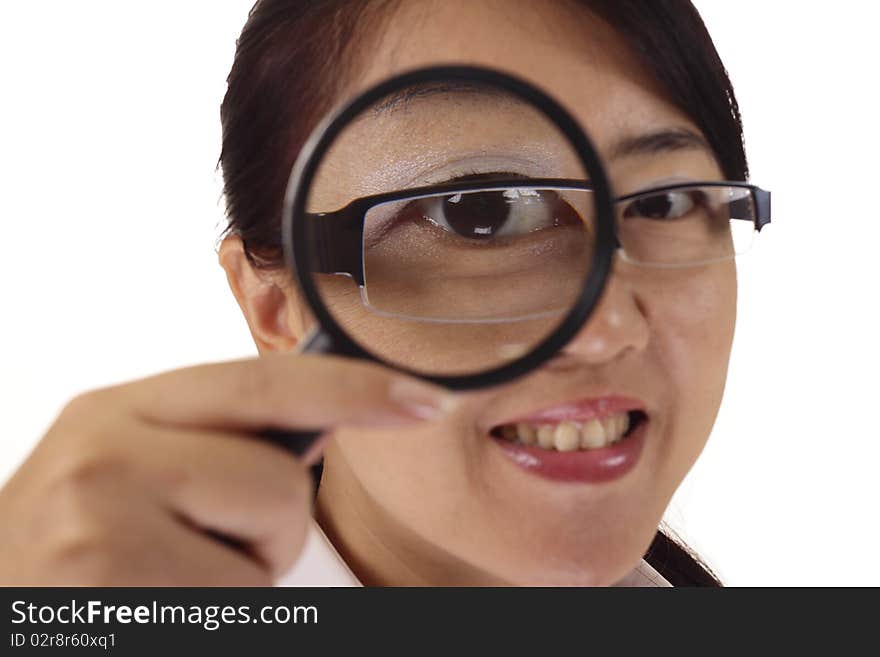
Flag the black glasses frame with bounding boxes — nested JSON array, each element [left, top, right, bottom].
[[616, 180, 771, 229], [305, 179, 771, 283]]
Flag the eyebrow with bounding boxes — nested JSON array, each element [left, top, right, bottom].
[[607, 128, 712, 161], [371, 84, 713, 161], [370, 81, 507, 114]]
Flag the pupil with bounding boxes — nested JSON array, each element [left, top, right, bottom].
[[443, 191, 510, 239], [636, 194, 673, 218]]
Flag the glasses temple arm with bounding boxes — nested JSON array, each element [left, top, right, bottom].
[[302, 207, 366, 285]]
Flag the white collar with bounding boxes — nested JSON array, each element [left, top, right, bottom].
[[276, 519, 671, 587]]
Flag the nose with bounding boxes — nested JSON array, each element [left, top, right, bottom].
[[560, 263, 650, 364]]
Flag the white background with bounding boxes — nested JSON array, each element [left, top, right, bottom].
[[1, 1, 877, 585]]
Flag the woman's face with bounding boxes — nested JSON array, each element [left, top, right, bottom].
[[266, 0, 735, 585]]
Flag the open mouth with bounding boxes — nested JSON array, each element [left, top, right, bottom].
[[490, 410, 647, 452]]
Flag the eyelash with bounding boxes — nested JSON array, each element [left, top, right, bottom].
[[366, 170, 532, 242]]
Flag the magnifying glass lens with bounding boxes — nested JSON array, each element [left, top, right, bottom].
[[300, 79, 599, 377]]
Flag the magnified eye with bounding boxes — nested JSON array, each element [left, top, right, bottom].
[[622, 190, 706, 220], [418, 189, 559, 240]]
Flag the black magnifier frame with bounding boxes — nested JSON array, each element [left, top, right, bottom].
[[283, 65, 616, 390], [261, 65, 616, 457]]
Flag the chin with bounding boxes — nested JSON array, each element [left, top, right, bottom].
[[472, 525, 657, 587], [504, 556, 640, 587]]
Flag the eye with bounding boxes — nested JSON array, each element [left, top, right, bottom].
[[417, 188, 559, 240], [622, 190, 704, 220]]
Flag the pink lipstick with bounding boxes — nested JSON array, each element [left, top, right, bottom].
[[488, 396, 648, 484]]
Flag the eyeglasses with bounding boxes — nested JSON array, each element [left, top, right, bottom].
[[615, 180, 770, 267], [307, 178, 770, 286], [305, 178, 770, 323]]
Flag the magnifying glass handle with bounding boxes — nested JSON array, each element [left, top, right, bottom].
[[257, 326, 334, 457]]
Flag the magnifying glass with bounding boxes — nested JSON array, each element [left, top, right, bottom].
[[260, 65, 616, 455]]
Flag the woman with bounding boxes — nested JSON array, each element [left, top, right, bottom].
[[0, 0, 760, 586]]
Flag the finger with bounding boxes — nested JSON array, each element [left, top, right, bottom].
[[39, 474, 271, 586], [122, 353, 458, 432], [116, 421, 316, 577], [144, 512, 274, 586]]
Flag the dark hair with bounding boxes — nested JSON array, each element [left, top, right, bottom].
[[220, 0, 743, 586]]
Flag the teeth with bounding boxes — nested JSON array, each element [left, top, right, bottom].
[[499, 411, 636, 451], [516, 423, 537, 446], [580, 419, 606, 449], [501, 424, 518, 441], [599, 415, 616, 439], [536, 424, 555, 449], [553, 422, 581, 451], [619, 412, 630, 436]]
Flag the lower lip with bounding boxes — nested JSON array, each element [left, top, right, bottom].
[[491, 419, 646, 484]]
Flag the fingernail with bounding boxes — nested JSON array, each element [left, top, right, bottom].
[[388, 377, 458, 421]]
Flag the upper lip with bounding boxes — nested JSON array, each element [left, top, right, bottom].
[[483, 394, 648, 430]]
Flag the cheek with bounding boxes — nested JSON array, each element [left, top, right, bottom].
[[317, 276, 568, 376], [329, 417, 483, 523], [644, 263, 737, 471]]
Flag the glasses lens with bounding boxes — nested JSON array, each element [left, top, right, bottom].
[[361, 185, 595, 321], [301, 80, 597, 376], [617, 185, 757, 266]]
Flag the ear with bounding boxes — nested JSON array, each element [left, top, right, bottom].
[[218, 235, 312, 354]]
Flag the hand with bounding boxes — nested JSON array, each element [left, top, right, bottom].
[[0, 353, 453, 585]]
